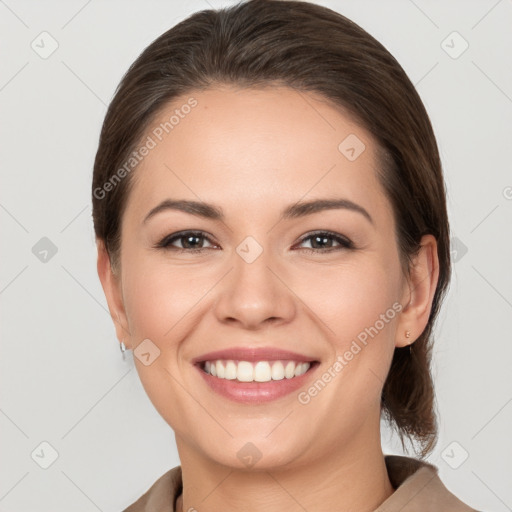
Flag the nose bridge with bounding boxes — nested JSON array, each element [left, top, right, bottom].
[[212, 234, 296, 327]]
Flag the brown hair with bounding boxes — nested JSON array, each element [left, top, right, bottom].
[[92, 0, 451, 458]]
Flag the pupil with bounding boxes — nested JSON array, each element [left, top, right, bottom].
[[313, 235, 330, 248], [185, 235, 201, 248]]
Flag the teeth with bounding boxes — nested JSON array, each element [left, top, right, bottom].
[[202, 359, 311, 382], [285, 361, 296, 379], [254, 361, 272, 382], [295, 363, 308, 377], [224, 360, 237, 380], [216, 360, 225, 378], [237, 361, 254, 382], [271, 361, 285, 380]]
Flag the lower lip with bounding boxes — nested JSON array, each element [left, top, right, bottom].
[[195, 363, 319, 404]]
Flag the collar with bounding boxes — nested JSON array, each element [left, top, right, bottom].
[[123, 454, 477, 511]]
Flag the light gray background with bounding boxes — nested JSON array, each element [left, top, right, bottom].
[[1, 0, 511, 510]]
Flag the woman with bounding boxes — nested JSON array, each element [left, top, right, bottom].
[[92, 0, 480, 510]]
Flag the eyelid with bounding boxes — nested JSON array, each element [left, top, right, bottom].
[[295, 230, 354, 251], [155, 230, 218, 250]]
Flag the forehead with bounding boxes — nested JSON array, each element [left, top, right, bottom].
[[124, 86, 390, 222]]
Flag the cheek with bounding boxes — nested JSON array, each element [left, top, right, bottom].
[[293, 257, 402, 347], [122, 254, 213, 343], [295, 261, 401, 419], [295, 256, 401, 413], [120, 258, 215, 430]]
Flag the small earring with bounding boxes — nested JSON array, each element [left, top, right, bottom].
[[405, 331, 412, 355], [120, 341, 127, 361]]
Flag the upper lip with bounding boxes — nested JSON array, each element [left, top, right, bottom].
[[192, 347, 317, 364]]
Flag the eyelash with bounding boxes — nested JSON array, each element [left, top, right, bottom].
[[155, 230, 354, 254]]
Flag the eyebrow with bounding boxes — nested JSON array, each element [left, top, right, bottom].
[[143, 198, 374, 225]]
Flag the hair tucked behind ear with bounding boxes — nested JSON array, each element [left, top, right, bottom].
[[382, 334, 439, 457], [92, 0, 451, 458]]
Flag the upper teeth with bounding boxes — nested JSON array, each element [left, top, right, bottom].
[[203, 360, 311, 382]]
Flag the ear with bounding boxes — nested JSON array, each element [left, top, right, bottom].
[[96, 239, 132, 348], [396, 234, 440, 348]]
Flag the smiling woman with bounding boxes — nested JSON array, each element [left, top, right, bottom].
[[91, 1, 479, 511]]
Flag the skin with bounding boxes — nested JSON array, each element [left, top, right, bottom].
[[97, 85, 439, 512]]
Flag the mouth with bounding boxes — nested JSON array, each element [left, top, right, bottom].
[[200, 359, 315, 382], [193, 348, 320, 403]]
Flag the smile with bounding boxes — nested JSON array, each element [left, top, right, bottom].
[[193, 347, 320, 404], [202, 359, 311, 382]]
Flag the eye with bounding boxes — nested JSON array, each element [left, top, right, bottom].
[[155, 230, 217, 252], [155, 229, 354, 254], [295, 231, 354, 252]]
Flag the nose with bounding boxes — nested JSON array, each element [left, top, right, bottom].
[[212, 243, 297, 330]]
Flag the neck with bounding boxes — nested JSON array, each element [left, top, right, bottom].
[[175, 416, 394, 512]]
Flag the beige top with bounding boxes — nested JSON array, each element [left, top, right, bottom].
[[123, 454, 480, 511]]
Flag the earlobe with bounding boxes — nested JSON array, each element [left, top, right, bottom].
[[396, 234, 439, 348], [96, 240, 131, 348]]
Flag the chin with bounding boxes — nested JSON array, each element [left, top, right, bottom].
[[197, 434, 307, 472]]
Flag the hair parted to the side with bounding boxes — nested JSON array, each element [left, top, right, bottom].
[[92, 0, 451, 458]]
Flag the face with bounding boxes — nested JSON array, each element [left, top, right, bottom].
[[101, 86, 418, 470]]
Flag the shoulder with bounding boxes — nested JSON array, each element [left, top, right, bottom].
[[122, 466, 182, 512], [379, 455, 481, 511]]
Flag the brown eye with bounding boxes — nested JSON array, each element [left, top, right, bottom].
[[156, 231, 216, 252], [297, 231, 354, 252]]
